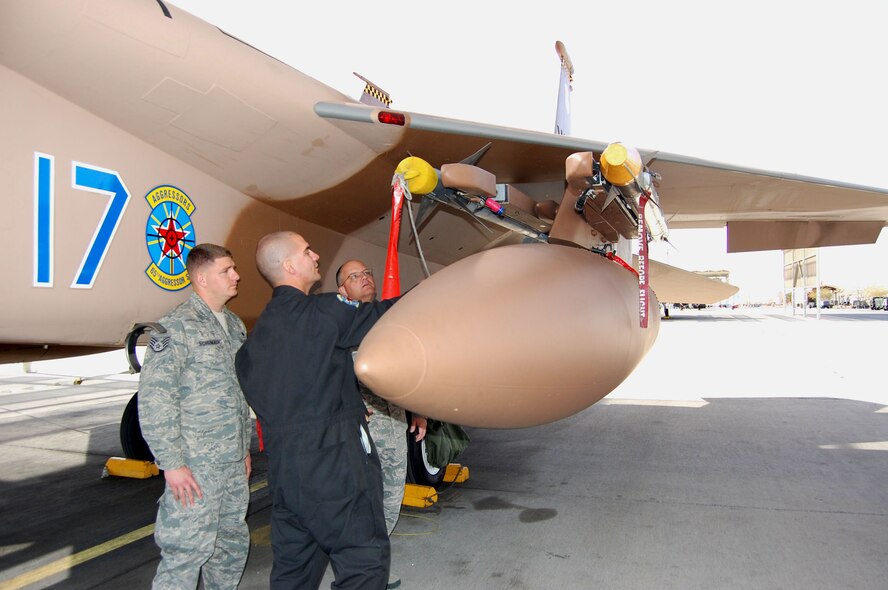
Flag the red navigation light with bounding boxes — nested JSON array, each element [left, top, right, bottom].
[[378, 111, 406, 126]]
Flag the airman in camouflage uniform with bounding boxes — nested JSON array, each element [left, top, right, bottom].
[[360, 386, 409, 534], [139, 243, 252, 590], [336, 259, 428, 540]]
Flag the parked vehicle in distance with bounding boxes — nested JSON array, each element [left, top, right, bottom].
[[807, 300, 833, 308]]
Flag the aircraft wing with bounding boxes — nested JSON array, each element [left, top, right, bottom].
[[5, 0, 885, 426], [3, 0, 885, 271], [643, 153, 888, 252], [305, 102, 888, 260], [2, 0, 886, 360]]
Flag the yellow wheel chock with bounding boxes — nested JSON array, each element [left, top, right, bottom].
[[401, 463, 470, 507], [102, 457, 159, 479], [402, 483, 438, 508]]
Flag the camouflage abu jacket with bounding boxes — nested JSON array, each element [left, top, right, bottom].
[[138, 293, 251, 471]]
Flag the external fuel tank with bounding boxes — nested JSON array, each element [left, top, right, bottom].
[[354, 243, 659, 428]]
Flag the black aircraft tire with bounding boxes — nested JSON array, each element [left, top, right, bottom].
[[405, 435, 446, 488], [120, 392, 154, 462]]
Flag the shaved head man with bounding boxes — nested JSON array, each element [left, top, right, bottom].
[[255, 231, 321, 291], [236, 232, 399, 590]]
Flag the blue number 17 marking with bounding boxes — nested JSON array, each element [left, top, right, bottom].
[[71, 162, 131, 288], [32, 155, 130, 288], [33, 153, 54, 287]]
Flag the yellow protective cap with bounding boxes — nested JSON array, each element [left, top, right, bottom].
[[600, 143, 642, 187], [395, 156, 438, 195]]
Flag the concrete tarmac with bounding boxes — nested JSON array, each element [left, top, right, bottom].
[[1, 308, 886, 589]]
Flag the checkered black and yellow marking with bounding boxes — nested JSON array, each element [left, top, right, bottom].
[[363, 83, 392, 107]]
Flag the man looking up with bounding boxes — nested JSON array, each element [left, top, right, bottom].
[[336, 259, 426, 590], [336, 259, 427, 534], [235, 231, 397, 590], [139, 243, 252, 590]]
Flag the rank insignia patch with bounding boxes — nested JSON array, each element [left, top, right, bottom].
[[149, 334, 171, 352]]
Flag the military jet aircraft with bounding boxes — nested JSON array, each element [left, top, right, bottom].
[[2, 1, 887, 445]]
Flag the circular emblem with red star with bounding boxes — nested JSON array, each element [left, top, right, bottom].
[[144, 185, 196, 291]]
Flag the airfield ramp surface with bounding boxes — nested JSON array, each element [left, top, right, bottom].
[[1, 309, 886, 589]]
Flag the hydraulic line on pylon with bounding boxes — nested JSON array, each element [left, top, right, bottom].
[[605, 251, 639, 278]]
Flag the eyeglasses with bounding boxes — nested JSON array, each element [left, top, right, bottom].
[[340, 269, 373, 286]]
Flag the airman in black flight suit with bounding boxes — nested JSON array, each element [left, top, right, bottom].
[[235, 231, 396, 590]]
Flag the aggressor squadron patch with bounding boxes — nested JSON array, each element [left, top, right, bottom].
[[144, 185, 196, 291]]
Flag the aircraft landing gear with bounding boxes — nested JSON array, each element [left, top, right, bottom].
[[120, 392, 153, 461], [119, 323, 166, 462], [406, 435, 446, 487]]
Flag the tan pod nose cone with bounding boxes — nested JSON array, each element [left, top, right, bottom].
[[355, 243, 659, 428]]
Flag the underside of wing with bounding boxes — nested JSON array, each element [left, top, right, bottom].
[[647, 154, 888, 252]]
